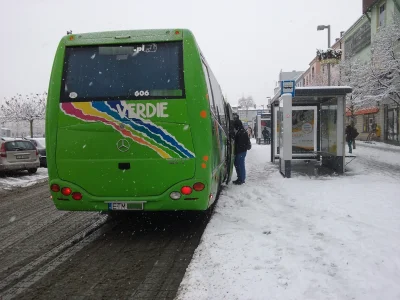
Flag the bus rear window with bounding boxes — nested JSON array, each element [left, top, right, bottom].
[[61, 41, 185, 102]]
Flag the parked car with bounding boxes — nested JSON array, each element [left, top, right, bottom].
[[0, 138, 40, 174], [24, 137, 46, 167]]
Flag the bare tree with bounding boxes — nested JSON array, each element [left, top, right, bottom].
[[363, 16, 400, 107], [0, 93, 46, 138], [238, 96, 255, 119]]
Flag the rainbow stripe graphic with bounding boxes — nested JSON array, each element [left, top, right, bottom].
[[61, 101, 195, 159]]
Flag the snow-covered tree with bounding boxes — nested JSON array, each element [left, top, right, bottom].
[[364, 17, 400, 107], [0, 93, 46, 138], [238, 96, 255, 119], [339, 56, 369, 120]]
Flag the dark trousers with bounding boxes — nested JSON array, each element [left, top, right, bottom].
[[347, 140, 353, 153]]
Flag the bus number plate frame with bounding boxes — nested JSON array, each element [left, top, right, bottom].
[[107, 202, 144, 211]]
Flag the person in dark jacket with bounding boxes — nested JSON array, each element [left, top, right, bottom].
[[345, 124, 358, 154], [262, 127, 270, 144], [233, 119, 250, 185]]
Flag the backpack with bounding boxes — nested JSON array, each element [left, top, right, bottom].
[[353, 128, 359, 139]]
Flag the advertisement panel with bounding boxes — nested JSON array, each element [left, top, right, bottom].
[[275, 106, 317, 156]]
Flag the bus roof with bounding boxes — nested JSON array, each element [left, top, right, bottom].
[[62, 29, 192, 45]]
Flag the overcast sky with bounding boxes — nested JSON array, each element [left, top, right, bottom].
[[0, 0, 361, 106]]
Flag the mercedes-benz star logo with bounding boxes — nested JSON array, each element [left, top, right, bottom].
[[116, 139, 130, 152]]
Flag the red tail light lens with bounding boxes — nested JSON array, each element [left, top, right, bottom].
[[193, 182, 205, 191], [51, 184, 60, 192], [181, 186, 192, 195], [61, 187, 72, 196], [72, 192, 82, 201], [0, 143, 6, 157]]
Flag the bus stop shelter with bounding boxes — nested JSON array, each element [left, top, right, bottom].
[[270, 86, 352, 175]]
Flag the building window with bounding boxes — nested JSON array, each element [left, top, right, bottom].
[[385, 106, 399, 142], [363, 114, 376, 132], [379, 2, 386, 27], [312, 67, 315, 79]]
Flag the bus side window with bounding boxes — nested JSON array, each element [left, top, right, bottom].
[[208, 69, 226, 128], [201, 60, 217, 117], [225, 102, 235, 138]]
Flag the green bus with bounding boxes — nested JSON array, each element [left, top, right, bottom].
[[46, 29, 235, 212]]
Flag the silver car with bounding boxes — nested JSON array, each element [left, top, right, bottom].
[[0, 138, 40, 173]]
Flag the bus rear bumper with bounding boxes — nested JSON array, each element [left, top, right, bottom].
[[49, 179, 211, 212]]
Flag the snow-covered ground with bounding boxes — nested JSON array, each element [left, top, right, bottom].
[[0, 168, 48, 191], [176, 140, 400, 300], [354, 141, 400, 168]]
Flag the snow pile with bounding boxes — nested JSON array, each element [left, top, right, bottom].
[[176, 141, 400, 300], [0, 168, 48, 191]]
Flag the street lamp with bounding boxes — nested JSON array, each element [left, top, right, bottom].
[[317, 24, 331, 86]]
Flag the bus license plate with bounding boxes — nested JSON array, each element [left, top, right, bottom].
[[109, 203, 128, 210]]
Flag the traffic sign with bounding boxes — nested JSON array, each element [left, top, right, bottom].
[[280, 80, 295, 97]]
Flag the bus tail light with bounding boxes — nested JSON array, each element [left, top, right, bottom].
[[51, 184, 60, 192], [170, 192, 181, 200], [193, 182, 205, 191], [61, 187, 72, 196], [72, 192, 82, 201], [181, 186, 192, 195]]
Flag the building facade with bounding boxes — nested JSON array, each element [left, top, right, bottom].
[[368, 0, 400, 143], [231, 105, 270, 129], [341, 0, 400, 144]]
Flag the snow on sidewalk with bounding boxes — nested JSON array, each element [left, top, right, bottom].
[[353, 141, 400, 168], [176, 142, 400, 300]]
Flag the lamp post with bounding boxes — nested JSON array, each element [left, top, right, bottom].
[[317, 24, 331, 86]]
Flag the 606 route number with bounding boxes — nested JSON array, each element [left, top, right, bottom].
[[134, 90, 149, 97]]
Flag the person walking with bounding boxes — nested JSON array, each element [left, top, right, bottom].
[[233, 119, 250, 185], [345, 124, 358, 154], [262, 127, 269, 144], [247, 126, 253, 138]]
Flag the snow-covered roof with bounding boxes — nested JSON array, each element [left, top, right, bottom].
[[296, 86, 352, 90], [232, 105, 270, 111]]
